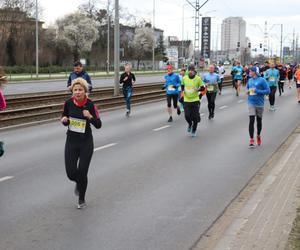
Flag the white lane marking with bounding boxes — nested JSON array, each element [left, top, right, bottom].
[[153, 125, 171, 132], [200, 113, 205, 117], [219, 105, 228, 110], [0, 176, 14, 182], [94, 143, 118, 152], [238, 100, 245, 104]]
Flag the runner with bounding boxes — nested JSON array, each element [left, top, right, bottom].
[[294, 64, 300, 103], [217, 63, 225, 95], [203, 65, 220, 119], [231, 62, 236, 89], [260, 61, 270, 77], [246, 67, 270, 148], [178, 68, 186, 112], [278, 64, 286, 96], [61, 78, 102, 209], [232, 61, 244, 96], [67, 61, 93, 93], [265, 63, 279, 111], [0, 67, 7, 157], [162, 64, 181, 122], [181, 64, 205, 137], [119, 64, 136, 117], [287, 64, 294, 89]]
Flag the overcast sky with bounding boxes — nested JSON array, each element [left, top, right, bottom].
[[39, 0, 300, 54]]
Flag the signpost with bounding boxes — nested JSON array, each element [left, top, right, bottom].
[[201, 17, 211, 59]]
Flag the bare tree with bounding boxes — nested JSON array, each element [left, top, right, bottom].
[[56, 11, 99, 61], [132, 27, 154, 70], [0, 0, 43, 18]]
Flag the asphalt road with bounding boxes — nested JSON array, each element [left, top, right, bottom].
[[0, 86, 299, 250], [3, 75, 166, 95]]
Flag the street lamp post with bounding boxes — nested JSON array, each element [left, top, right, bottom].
[[114, 0, 120, 96], [152, 0, 155, 71], [107, 0, 110, 74], [35, 0, 39, 78]]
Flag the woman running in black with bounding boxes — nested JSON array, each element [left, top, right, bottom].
[[61, 78, 102, 209]]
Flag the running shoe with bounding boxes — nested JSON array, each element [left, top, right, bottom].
[[177, 107, 181, 115], [257, 135, 262, 146], [126, 110, 130, 118], [168, 116, 173, 122], [191, 131, 197, 137], [77, 200, 86, 209], [249, 138, 255, 148], [187, 126, 192, 133]]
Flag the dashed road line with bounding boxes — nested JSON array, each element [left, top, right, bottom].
[[0, 176, 14, 183], [94, 143, 118, 152], [219, 105, 228, 110], [153, 125, 171, 132], [238, 100, 245, 104]]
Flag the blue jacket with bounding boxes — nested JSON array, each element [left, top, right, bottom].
[[67, 71, 92, 91], [232, 66, 244, 80], [247, 76, 270, 107], [264, 68, 279, 87], [164, 73, 181, 95], [203, 73, 220, 92]]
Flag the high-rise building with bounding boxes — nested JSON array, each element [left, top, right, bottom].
[[221, 17, 247, 52]]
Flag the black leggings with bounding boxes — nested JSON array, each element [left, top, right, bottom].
[[184, 101, 200, 132], [206, 92, 217, 115], [218, 78, 223, 92], [249, 116, 262, 139], [278, 81, 284, 95], [167, 94, 178, 108], [65, 136, 94, 201], [269, 86, 277, 106]]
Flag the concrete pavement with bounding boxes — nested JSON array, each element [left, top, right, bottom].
[[0, 86, 299, 250]]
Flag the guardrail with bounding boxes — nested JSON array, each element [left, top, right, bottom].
[[0, 77, 233, 129]]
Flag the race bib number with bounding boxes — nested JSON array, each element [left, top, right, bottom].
[[69, 117, 87, 133], [269, 77, 275, 81], [168, 85, 175, 91], [297, 80, 300, 84], [236, 72, 241, 76], [185, 86, 195, 94], [207, 85, 215, 91], [249, 88, 256, 96]]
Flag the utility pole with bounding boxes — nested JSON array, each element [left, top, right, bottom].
[[194, 0, 200, 63], [152, 0, 155, 71], [182, 4, 185, 64], [293, 28, 296, 59], [185, 0, 210, 64], [264, 21, 268, 58], [280, 24, 283, 63], [107, 0, 110, 74], [35, 0, 39, 78], [114, 0, 120, 96], [296, 33, 299, 62]]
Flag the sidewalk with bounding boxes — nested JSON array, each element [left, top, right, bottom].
[[194, 126, 300, 250]]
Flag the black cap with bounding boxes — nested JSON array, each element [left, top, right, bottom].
[[188, 64, 195, 71]]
